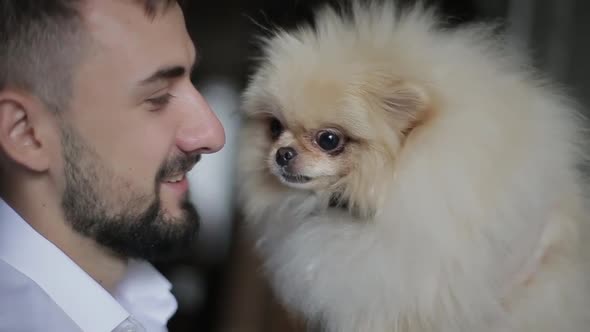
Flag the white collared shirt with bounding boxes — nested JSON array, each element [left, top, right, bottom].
[[0, 199, 178, 332]]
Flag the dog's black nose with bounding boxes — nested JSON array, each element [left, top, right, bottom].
[[276, 147, 297, 167]]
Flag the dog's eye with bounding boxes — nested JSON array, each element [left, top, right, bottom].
[[316, 130, 342, 152], [269, 117, 284, 140]]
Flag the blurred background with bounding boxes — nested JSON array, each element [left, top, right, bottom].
[[154, 0, 590, 331]]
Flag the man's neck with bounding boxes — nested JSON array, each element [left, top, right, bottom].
[[3, 179, 128, 293]]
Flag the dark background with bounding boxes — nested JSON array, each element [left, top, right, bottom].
[[154, 0, 590, 331]]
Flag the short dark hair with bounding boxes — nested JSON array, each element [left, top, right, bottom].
[[0, 0, 177, 112]]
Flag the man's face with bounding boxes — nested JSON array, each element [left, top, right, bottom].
[[53, 0, 225, 260]]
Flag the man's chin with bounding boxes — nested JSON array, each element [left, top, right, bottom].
[[138, 200, 201, 262], [68, 197, 201, 262], [160, 200, 189, 220]]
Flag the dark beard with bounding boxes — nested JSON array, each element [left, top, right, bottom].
[[59, 123, 200, 262]]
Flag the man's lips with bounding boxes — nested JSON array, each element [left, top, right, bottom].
[[161, 172, 189, 198], [163, 173, 186, 183], [161, 155, 200, 183]]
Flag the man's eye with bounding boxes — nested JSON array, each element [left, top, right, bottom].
[[146, 93, 174, 109]]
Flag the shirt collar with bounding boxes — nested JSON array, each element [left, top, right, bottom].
[[0, 199, 176, 332], [114, 259, 178, 330]]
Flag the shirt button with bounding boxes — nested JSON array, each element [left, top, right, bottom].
[[113, 317, 146, 332]]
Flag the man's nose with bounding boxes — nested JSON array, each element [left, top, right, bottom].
[[176, 88, 225, 154]]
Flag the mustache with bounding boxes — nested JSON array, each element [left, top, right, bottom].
[[157, 153, 201, 180]]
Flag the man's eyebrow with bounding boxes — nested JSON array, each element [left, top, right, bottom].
[[139, 49, 201, 85], [139, 66, 186, 86], [138, 55, 200, 86]]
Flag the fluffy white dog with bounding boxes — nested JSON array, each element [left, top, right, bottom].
[[236, 2, 590, 331]]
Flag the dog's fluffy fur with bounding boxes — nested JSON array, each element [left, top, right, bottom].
[[236, 2, 590, 331]]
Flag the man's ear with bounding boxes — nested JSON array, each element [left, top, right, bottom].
[[0, 91, 52, 172]]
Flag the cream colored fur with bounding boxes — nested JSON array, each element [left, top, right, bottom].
[[236, 2, 590, 331]]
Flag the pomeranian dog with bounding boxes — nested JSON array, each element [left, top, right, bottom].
[[236, 1, 590, 331]]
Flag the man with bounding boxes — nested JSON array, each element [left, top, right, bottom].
[[0, 0, 225, 331]]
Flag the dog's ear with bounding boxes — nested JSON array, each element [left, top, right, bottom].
[[369, 80, 431, 137]]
